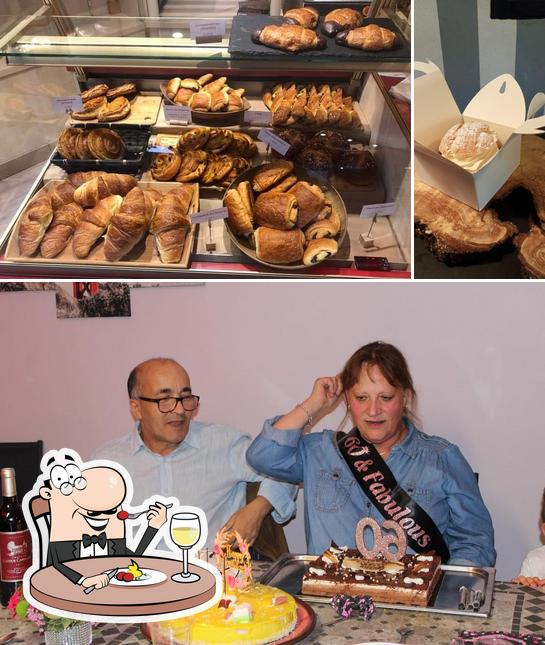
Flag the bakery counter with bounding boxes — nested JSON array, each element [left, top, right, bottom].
[[1, 579, 544, 644]]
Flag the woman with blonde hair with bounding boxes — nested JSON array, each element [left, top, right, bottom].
[[247, 341, 495, 566]]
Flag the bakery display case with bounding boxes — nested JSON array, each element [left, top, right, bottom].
[[0, 2, 410, 278]]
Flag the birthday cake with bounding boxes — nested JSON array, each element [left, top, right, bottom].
[[155, 529, 298, 645], [302, 543, 442, 607]]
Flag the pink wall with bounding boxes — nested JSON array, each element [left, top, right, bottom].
[[1, 282, 544, 580]]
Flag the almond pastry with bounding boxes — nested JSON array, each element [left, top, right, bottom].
[[97, 96, 131, 122]]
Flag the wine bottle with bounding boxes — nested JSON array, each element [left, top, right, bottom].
[[0, 467, 32, 607]]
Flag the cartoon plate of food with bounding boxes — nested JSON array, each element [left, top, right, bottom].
[[110, 560, 168, 587]]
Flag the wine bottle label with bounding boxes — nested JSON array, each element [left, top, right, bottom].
[[0, 530, 32, 582]]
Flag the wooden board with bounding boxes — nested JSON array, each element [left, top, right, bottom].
[[69, 95, 162, 126], [5, 180, 198, 270]]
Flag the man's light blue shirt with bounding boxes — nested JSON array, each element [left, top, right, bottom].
[[91, 421, 297, 548]]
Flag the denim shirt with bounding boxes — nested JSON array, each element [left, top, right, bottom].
[[247, 417, 496, 566], [91, 421, 297, 548]]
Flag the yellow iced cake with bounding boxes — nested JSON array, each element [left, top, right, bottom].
[[158, 583, 297, 645]]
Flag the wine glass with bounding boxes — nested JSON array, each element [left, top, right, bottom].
[[170, 512, 201, 583]]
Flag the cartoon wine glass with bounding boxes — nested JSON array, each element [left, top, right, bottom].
[[170, 512, 201, 583]]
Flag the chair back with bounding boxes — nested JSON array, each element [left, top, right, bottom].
[[29, 496, 50, 567], [246, 482, 289, 562], [0, 440, 43, 500]]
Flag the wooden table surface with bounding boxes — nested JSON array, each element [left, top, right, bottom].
[[2, 568, 545, 644]]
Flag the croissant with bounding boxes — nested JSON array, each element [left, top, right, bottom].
[[224, 183, 254, 237], [201, 76, 227, 95], [17, 192, 54, 256], [252, 160, 294, 192], [255, 227, 305, 264], [251, 25, 326, 53], [303, 237, 338, 265], [40, 202, 83, 258], [103, 187, 155, 261], [288, 181, 326, 229], [67, 171, 105, 188], [283, 7, 319, 29], [97, 96, 131, 122], [322, 8, 363, 36], [151, 152, 182, 181], [174, 88, 194, 106], [49, 180, 76, 212], [336, 24, 396, 50], [190, 92, 212, 111], [150, 186, 194, 263], [254, 192, 298, 230], [166, 77, 182, 99], [72, 195, 123, 258], [73, 174, 137, 208], [87, 128, 126, 160]]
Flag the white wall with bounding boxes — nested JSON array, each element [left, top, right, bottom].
[[0, 282, 544, 581]]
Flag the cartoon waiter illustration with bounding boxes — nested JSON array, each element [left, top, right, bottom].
[[38, 452, 168, 590]]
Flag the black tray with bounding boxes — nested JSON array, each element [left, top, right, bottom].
[[228, 15, 410, 62], [50, 123, 151, 175]]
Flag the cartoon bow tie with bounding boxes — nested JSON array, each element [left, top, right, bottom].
[[82, 532, 107, 549]]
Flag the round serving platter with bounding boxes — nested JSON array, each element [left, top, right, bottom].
[[160, 84, 250, 126], [223, 163, 347, 270]]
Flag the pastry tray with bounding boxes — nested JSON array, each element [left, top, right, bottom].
[[259, 554, 495, 618], [68, 94, 162, 127], [50, 123, 151, 175], [228, 15, 410, 62], [5, 180, 198, 270]]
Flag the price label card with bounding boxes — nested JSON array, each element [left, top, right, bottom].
[[244, 110, 272, 126], [360, 202, 396, 218], [189, 19, 226, 43], [164, 104, 192, 123], [148, 145, 174, 154], [192, 207, 228, 225], [52, 96, 83, 114], [258, 128, 291, 157], [155, 134, 180, 148]]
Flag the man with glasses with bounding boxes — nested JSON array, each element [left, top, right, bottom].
[[92, 358, 296, 551]]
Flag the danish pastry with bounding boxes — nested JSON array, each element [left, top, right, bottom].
[[255, 227, 305, 264], [303, 237, 338, 265], [254, 191, 298, 230]]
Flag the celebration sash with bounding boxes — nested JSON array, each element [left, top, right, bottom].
[[337, 427, 450, 562]]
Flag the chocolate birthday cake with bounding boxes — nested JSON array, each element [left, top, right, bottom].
[[302, 543, 442, 607]]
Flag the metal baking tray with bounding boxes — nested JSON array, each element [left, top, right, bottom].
[[259, 554, 495, 618]]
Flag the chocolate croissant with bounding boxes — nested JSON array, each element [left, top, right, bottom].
[[255, 227, 305, 264], [252, 161, 294, 192], [336, 24, 396, 50], [322, 8, 363, 36], [287, 181, 326, 228], [251, 24, 326, 53], [254, 192, 298, 230], [303, 237, 338, 265], [283, 7, 319, 29]]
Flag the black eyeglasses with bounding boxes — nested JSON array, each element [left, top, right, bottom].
[[137, 395, 200, 413]]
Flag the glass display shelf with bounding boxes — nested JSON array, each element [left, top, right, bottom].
[[0, 12, 410, 72]]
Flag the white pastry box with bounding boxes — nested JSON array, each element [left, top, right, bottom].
[[414, 61, 545, 210]]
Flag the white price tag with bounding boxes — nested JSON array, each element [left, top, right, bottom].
[[360, 202, 396, 218], [163, 104, 192, 123], [189, 19, 226, 43], [192, 207, 228, 225], [148, 146, 174, 154], [244, 110, 272, 126], [52, 96, 83, 114], [258, 128, 291, 157]]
